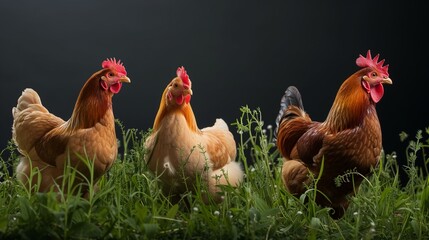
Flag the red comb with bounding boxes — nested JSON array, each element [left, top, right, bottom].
[[176, 66, 190, 87], [356, 50, 389, 77], [102, 58, 127, 76]]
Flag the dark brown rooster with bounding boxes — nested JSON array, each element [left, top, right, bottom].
[[274, 50, 392, 218]]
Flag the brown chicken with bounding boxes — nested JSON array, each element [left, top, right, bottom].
[[274, 50, 392, 218], [12, 58, 130, 196], [144, 66, 243, 203]]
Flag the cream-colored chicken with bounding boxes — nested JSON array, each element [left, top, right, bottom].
[[144, 66, 243, 203]]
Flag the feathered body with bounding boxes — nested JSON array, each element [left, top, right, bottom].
[[275, 50, 392, 218], [144, 67, 243, 203], [12, 58, 130, 195]]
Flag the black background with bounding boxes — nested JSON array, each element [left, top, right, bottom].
[[1, 1, 427, 173]]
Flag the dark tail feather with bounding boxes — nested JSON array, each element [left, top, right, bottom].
[[273, 86, 304, 142]]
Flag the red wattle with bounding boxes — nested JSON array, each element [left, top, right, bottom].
[[370, 83, 384, 103], [185, 95, 191, 104], [176, 95, 184, 105], [110, 82, 122, 94]]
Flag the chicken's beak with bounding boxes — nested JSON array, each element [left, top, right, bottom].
[[381, 77, 392, 85], [183, 87, 193, 96], [119, 76, 131, 83]]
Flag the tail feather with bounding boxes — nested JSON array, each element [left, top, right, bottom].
[[213, 118, 229, 131], [12, 88, 59, 153], [274, 86, 304, 141], [12, 88, 44, 118]]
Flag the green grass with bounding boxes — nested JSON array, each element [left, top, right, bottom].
[[0, 106, 428, 239]]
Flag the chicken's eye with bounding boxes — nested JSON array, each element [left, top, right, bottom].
[[173, 83, 178, 88], [371, 72, 377, 77], [108, 72, 114, 77]]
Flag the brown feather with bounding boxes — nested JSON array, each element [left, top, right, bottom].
[[13, 67, 124, 196], [68, 69, 112, 129]]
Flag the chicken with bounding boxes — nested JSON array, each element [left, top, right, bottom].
[[144, 66, 243, 203], [12, 58, 130, 196], [274, 50, 392, 219]]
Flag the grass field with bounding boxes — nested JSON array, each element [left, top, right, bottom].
[[1, 106, 428, 239]]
